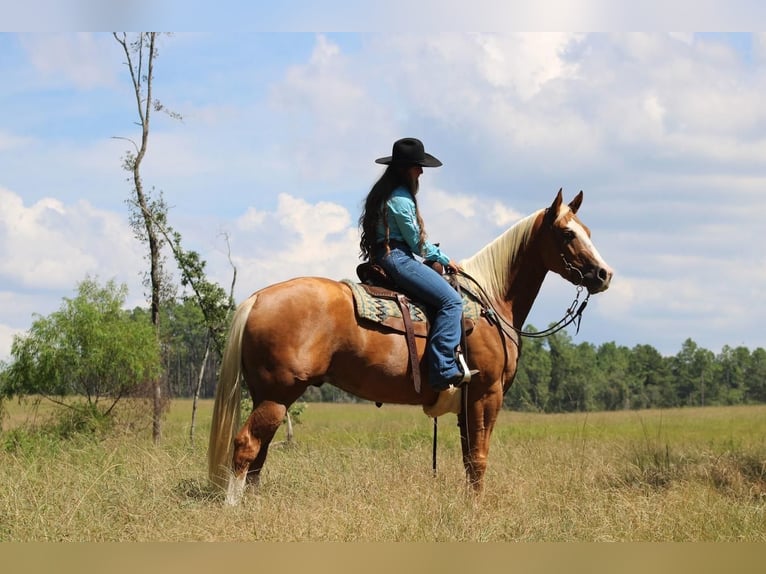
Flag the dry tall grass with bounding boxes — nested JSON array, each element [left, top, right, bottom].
[[1, 400, 765, 541]]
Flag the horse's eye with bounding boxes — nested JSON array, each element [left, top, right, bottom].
[[562, 230, 576, 242]]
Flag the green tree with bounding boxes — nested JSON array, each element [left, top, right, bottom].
[[547, 330, 598, 412], [671, 338, 715, 407], [160, 300, 211, 397], [629, 344, 675, 408], [169, 233, 235, 357], [159, 293, 231, 443], [714, 345, 748, 405], [1, 277, 161, 417], [745, 348, 766, 402], [595, 341, 633, 410], [507, 329, 551, 411], [154, 228, 236, 442]]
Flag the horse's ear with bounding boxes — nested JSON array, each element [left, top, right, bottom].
[[568, 190, 583, 214], [545, 188, 564, 224]]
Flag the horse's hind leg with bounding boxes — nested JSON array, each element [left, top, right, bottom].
[[243, 400, 290, 486], [226, 400, 286, 505]]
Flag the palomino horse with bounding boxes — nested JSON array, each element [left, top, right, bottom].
[[208, 189, 613, 504]]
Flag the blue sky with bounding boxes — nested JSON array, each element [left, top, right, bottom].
[[1, 32, 765, 362]]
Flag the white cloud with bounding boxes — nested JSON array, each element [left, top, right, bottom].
[[277, 193, 351, 243], [424, 189, 478, 218], [474, 33, 583, 99], [0, 187, 144, 291], [416, 187, 529, 261], [0, 187, 153, 360], [236, 207, 267, 230], [0, 323, 21, 364], [220, 193, 361, 295], [267, 34, 388, 182]]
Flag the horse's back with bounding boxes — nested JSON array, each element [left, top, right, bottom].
[[246, 276, 354, 341]]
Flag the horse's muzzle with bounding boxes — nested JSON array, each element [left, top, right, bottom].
[[582, 265, 613, 294]]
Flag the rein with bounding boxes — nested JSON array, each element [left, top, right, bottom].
[[456, 255, 591, 340]]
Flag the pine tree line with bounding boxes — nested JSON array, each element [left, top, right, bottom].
[[506, 330, 766, 412]]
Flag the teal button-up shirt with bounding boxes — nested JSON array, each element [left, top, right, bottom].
[[375, 187, 450, 265]]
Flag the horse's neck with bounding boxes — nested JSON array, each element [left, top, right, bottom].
[[505, 248, 548, 328], [463, 211, 548, 329]]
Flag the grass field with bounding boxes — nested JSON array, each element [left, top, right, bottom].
[[1, 398, 765, 541]]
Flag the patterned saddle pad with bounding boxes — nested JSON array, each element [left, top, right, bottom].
[[341, 279, 482, 337]]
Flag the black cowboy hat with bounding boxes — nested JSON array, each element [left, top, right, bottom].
[[375, 137, 442, 168]]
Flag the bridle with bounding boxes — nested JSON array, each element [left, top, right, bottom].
[[456, 203, 593, 340], [455, 251, 591, 342]]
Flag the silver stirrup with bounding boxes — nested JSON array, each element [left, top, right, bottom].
[[456, 352, 477, 384]]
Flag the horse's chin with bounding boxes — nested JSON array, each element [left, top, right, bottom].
[[584, 277, 611, 294]]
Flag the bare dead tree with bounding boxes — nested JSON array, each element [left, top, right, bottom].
[[113, 32, 179, 444]]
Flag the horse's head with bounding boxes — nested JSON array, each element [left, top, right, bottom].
[[541, 189, 613, 294]]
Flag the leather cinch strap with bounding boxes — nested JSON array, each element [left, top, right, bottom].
[[395, 294, 421, 393]]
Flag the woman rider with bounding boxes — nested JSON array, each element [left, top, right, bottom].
[[358, 137, 474, 392]]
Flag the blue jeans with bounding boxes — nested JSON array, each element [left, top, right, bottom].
[[374, 243, 464, 390]]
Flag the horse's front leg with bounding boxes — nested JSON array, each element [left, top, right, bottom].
[[457, 385, 503, 491]]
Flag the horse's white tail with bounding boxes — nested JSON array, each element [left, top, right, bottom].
[[207, 293, 259, 490]]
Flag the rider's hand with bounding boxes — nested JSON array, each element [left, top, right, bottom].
[[445, 260, 462, 274]]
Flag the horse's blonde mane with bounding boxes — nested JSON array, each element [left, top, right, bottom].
[[460, 209, 545, 301]]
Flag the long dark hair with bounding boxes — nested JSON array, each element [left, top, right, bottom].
[[359, 164, 427, 260]]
